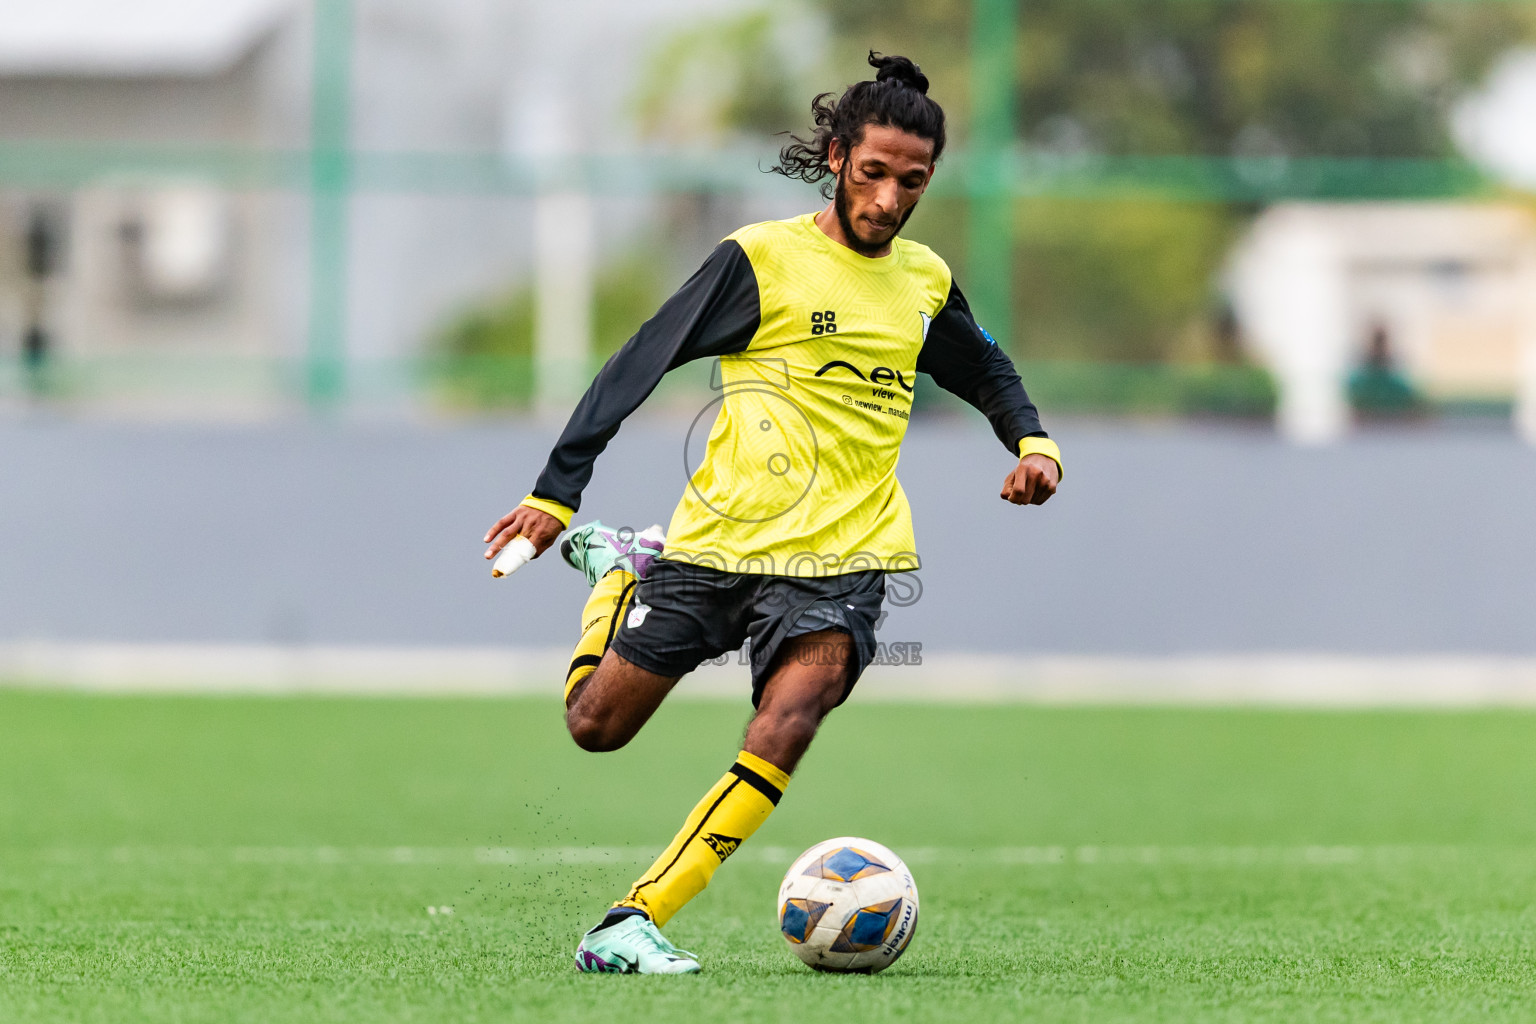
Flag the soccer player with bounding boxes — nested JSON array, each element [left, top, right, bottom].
[[482, 53, 1061, 974]]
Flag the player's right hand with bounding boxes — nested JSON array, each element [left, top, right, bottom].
[[1001, 453, 1060, 507], [483, 505, 563, 561]]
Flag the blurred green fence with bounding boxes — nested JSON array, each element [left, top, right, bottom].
[[0, 352, 1279, 419], [2, 0, 1533, 419]]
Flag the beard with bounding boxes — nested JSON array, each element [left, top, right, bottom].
[[833, 164, 919, 256]]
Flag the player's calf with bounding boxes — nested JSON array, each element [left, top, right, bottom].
[[742, 630, 852, 773]]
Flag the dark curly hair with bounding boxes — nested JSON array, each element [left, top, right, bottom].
[[771, 52, 947, 200]]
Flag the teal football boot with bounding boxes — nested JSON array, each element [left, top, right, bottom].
[[574, 914, 701, 974], [560, 520, 666, 586]]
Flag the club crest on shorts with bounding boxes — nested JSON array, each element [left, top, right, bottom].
[[627, 602, 651, 629]]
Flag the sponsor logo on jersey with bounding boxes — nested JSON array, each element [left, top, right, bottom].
[[810, 310, 838, 335], [814, 360, 915, 393]]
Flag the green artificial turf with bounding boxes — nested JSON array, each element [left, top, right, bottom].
[[2, 691, 1535, 1022]]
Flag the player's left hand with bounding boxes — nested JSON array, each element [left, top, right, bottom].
[[1001, 453, 1059, 506]]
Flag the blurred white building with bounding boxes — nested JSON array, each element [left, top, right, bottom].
[[0, 0, 763, 412], [1457, 49, 1536, 194], [0, 0, 307, 398], [1227, 202, 1536, 444]]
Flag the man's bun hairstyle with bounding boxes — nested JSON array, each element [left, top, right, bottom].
[[771, 51, 946, 200], [871, 53, 929, 94]]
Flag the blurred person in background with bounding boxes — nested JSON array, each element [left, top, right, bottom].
[[1348, 322, 1422, 419]]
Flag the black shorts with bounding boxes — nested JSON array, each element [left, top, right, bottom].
[[608, 559, 886, 707]]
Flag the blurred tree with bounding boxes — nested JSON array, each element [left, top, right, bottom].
[[429, 252, 666, 409], [822, 0, 1533, 362], [433, 0, 1534, 412], [816, 0, 975, 125], [432, 10, 831, 410], [633, 7, 830, 146], [829, 0, 1530, 158], [1011, 197, 1238, 362]]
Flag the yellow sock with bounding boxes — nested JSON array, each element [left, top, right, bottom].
[[614, 750, 789, 926], [564, 569, 636, 704]]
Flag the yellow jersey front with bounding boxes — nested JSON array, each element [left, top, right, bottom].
[[528, 213, 1051, 577], [664, 215, 948, 574]]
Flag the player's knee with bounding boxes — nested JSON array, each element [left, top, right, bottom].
[[565, 703, 630, 752]]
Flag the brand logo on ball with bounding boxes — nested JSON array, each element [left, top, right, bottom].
[[883, 893, 915, 952]]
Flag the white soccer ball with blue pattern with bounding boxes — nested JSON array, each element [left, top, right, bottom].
[[777, 836, 919, 973]]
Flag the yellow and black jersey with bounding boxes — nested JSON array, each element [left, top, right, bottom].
[[525, 213, 1058, 577]]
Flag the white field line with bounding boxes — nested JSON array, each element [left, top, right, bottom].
[[8, 643, 1536, 706], [15, 844, 1535, 869]]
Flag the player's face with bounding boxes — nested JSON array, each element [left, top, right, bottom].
[[829, 125, 935, 256]]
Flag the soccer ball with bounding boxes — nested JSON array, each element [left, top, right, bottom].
[[777, 837, 919, 973]]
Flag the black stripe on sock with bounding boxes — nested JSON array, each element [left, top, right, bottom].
[[603, 579, 637, 651], [729, 761, 783, 806], [565, 654, 603, 681], [629, 778, 741, 899]]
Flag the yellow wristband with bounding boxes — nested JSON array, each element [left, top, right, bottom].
[[1017, 437, 1063, 479], [519, 494, 575, 529]]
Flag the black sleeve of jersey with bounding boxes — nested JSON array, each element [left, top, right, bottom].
[[917, 279, 1046, 451], [530, 239, 760, 513]]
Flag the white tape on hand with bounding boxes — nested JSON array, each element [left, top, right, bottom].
[[491, 535, 537, 578]]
